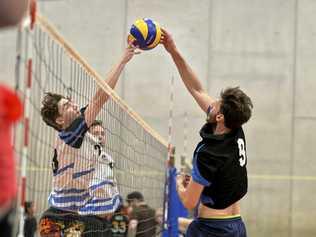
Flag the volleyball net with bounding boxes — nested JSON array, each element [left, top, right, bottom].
[[14, 13, 168, 236]]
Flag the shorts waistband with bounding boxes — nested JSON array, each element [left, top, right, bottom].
[[198, 214, 242, 222], [42, 207, 112, 220]]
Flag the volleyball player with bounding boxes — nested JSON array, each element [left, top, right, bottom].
[[39, 45, 138, 237], [161, 29, 253, 237], [88, 120, 119, 215], [0, 0, 28, 235]]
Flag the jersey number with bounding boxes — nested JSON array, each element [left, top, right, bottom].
[[112, 220, 127, 234], [237, 138, 247, 167]]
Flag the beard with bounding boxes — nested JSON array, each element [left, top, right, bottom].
[[206, 112, 216, 123]]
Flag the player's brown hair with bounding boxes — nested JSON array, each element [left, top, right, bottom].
[[40, 92, 65, 131], [220, 87, 253, 130]]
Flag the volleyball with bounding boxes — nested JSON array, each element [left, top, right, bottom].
[[127, 18, 162, 50]]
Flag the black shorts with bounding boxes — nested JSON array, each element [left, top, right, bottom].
[[39, 207, 112, 237], [186, 216, 247, 237]]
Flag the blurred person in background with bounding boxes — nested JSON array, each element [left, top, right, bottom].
[[126, 191, 156, 237], [0, 85, 23, 236], [0, 1, 28, 236], [110, 196, 129, 237], [24, 201, 37, 237]]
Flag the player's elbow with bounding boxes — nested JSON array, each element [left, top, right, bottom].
[[182, 197, 198, 210], [182, 203, 192, 210], [178, 187, 200, 209], [184, 202, 196, 210]]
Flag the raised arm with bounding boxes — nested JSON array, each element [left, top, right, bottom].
[[161, 29, 214, 113], [84, 45, 139, 127]]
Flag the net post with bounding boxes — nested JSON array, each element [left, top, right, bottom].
[[162, 75, 175, 235], [17, 1, 36, 236]]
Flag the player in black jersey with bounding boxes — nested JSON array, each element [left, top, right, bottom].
[[161, 29, 253, 237]]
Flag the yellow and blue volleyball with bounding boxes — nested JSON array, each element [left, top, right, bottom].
[[127, 18, 161, 50]]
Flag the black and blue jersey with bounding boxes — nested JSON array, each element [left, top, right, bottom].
[[191, 123, 248, 209]]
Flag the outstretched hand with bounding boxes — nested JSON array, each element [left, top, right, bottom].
[[160, 28, 177, 54], [121, 42, 141, 64]]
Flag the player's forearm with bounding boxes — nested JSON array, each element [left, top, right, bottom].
[[92, 60, 126, 104], [84, 60, 126, 127], [176, 183, 191, 209], [105, 60, 126, 89], [170, 49, 205, 95], [170, 49, 215, 112], [177, 181, 198, 209]]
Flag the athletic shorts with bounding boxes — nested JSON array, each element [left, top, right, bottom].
[[186, 216, 246, 237], [39, 207, 112, 237]]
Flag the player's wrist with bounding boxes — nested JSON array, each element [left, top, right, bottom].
[[120, 55, 129, 65], [168, 46, 179, 56]]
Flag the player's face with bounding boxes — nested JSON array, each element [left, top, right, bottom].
[[206, 100, 222, 123], [126, 199, 137, 208], [89, 125, 106, 146], [57, 98, 80, 128]]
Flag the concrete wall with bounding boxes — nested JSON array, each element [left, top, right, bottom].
[[1, 0, 316, 236]]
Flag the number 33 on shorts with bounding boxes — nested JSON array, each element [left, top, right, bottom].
[[237, 138, 247, 167]]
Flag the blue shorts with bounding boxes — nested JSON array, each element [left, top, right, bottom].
[[186, 216, 247, 237]]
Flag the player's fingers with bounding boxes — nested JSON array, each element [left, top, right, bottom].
[[161, 28, 167, 35], [128, 45, 138, 52], [162, 28, 172, 38], [128, 40, 137, 49]]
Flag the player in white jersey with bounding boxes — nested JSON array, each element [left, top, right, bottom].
[[39, 45, 138, 237]]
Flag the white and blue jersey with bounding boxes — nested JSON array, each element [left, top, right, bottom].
[[49, 109, 120, 215]]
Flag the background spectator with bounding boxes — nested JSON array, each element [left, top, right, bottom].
[[127, 191, 156, 237]]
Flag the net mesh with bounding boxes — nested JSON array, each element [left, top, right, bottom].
[[15, 15, 168, 236]]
